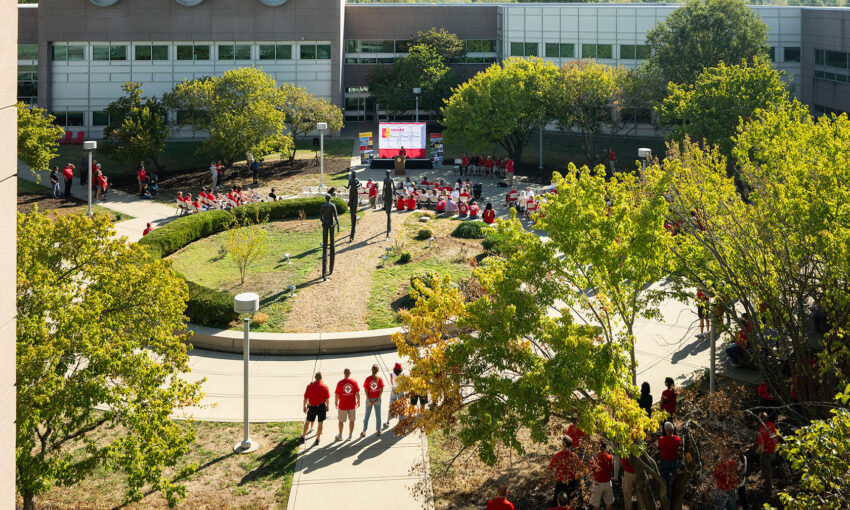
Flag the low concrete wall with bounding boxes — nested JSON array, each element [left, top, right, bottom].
[[186, 324, 402, 355]]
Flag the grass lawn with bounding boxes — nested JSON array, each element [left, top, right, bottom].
[[23, 421, 302, 510], [168, 215, 353, 332], [366, 213, 479, 329]]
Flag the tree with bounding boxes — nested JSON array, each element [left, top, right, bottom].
[[16, 210, 203, 510], [368, 43, 459, 118], [550, 61, 629, 163], [17, 102, 64, 177], [224, 223, 268, 285], [442, 57, 558, 162], [279, 83, 343, 162], [102, 82, 172, 171], [165, 67, 293, 166], [646, 0, 769, 86], [410, 27, 465, 61], [658, 59, 790, 159]]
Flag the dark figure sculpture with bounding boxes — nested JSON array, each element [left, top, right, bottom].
[[345, 170, 360, 242], [320, 194, 340, 281], [382, 169, 395, 240]]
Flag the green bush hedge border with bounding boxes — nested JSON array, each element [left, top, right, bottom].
[[140, 196, 348, 327]]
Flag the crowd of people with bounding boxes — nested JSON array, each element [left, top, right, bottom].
[[459, 153, 515, 185], [174, 185, 277, 214], [50, 159, 109, 201], [505, 185, 551, 217]]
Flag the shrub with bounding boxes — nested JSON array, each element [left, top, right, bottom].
[[231, 196, 347, 223], [451, 221, 487, 239], [184, 280, 237, 328], [415, 228, 433, 241], [139, 210, 234, 259], [397, 251, 412, 264], [252, 312, 269, 326], [409, 270, 441, 290]]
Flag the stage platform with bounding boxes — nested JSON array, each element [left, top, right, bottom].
[[369, 158, 433, 170]]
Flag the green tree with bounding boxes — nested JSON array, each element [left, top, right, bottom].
[[442, 57, 558, 162], [165, 67, 293, 166], [410, 27, 466, 61], [17, 102, 64, 177], [224, 223, 269, 285], [658, 59, 790, 159], [368, 43, 459, 118], [279, 83, 344, 162], [16, 210, 203, 510], [102, 82, 171, 171], [550, 61, 629, 163], [646, 0, 769, 86]]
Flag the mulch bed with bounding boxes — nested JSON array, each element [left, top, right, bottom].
[[17, 192, 86, 215]]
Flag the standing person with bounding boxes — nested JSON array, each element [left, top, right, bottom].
[[95, 165, 106, 201], [549, 435, 583, 508], [251, 159, 259, 185], [79, 154, 88, 185], [216, 161, 224, 187], [608, 148, 616, 173], [461, 153, 469, 175], [590, 443, 614, 510], [345, 170, 360, 242], [661, 377, 677, 418], [62, 163, 74, 200], [320, 194, 339, 282], [399, 146, 406, 160], [505, 157, 514, 185], [566, 423, 588, 458], [209, 162, 218, 189], [384, 362, 403, 429], [756, 412, 778, 494], [382, 170, 395, 240], [334, 368, 360, 441], [736, 450, 751, 510], [638, 382, 653, 417], [246, 150, 254, 174], [135, 162, 145, 196], [486, 484, 515, 510], [658, 421, 682, 500], [620, 456, 637, 510], [367, 179, 377, 209], [697, 289, 710, 338], [300, 371, 330, 446], [49, 166, 61, 198], [361, 364, 384, 437], [713, 455, 739, 510]]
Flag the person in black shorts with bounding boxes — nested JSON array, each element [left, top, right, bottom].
[[410, 393, 428, 414], [300, 371, 331, 446], [696, 289, 710, 338]]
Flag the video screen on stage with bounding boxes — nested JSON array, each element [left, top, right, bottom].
[[378, 123, 426, 159]]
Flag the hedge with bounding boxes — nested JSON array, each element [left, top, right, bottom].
[[140, 196, 347, 328], [451, 221, 487, 239]]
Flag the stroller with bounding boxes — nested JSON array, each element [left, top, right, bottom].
[[143, 174, 159, 198]]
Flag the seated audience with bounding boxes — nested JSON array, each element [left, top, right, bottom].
[[468, 201, 480, 218], [482, 203, 496, 224]]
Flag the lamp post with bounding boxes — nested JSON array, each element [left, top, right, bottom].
[[413, 87, 421, 122], [233, 292, 260, 454], [83, 140, 97, 216], [317, 122, 328, 189], [638, 148, 651, 184]]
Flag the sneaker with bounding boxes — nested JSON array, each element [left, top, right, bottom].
[[298, 436, 305, 445], [383, 422, 389, 430], [335, 434, 343, 441], [348, 434, 353, 441], [313, 438, 320, 446], [360, 431, 366, 438], [377, 430, 381, 436]]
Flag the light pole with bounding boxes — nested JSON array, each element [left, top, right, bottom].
[[233, 292, 260, 454], [317, 122, 328, 189], [638, 148, 651, 184], [83, 140, 97, 216], [413, 87, 421, 122]]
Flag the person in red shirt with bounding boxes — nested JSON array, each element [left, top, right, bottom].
[[547, 491, 575, 510], [505, 158, 515, 185], [566, 424, 588, 452], [461, 153, 470, 175], [468, 201, 480, 219], [368, 180, 378, 209], [396, 195, 406, 211], [335, 368, 361, 441], [620, 456, 637, 510], [658, 421, 681, 499], [62, 164, 75, 200], [142, 223, 154, 236], [549, 435, 584, 508], [713, 456, 740, 509], [459, 189, 470, 201], [486, 484, 515, 510], [757, 412, 778, 493], [590, 443, 614, 510], [300, 371, 331, 446], [661, 377, 677, 417], [137, 163, 146, 196], [482, 203, 496, 224], [361, 364, 385, 437], [458, 201, 469, 217], [435, 197, 446, 213], [506, 186, 518, 208], [405, 195, 417, 211]]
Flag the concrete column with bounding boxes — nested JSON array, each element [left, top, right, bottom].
[[0, 2, 19, 507]]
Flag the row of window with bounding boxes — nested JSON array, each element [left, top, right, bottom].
[[814, 48, 850, 84], [344, 39, 497, 55], [18, 65, 37, 105], [50, 42, 330, 62], [511, 41, 647, 60], [812, 104, 845, 116], [344, 56, 499, 65]]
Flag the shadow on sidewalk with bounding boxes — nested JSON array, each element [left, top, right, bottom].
[[297, 430, 406, 474], [238, 436, 299, 487]]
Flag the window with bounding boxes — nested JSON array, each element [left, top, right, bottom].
[[110, 45, 127, 61], [52, 44, 85, 61], [345, 40, 358, 53], [545, 43, 559, 58], [317, 45, 331, 59], [546, 43, 574, 58], [18, 44, 38, 61], [344, 57, 358, 64], [360, 40, 394, 53], [620, 44, 650, 60], [466, 40, 497, 53], [525, 43, 538, 57], [395, 40, 410, 53], [259, 44, 291, 60], [768, 47, 775, 62], [177, 44, 210, 61], [815, 49, 825, 66], [17, 65, 37, 105], [92, 111, 111, 126], [92, 44, 126, 61], [582, 44, 612, 59], [510, 42, 524, 57], [300, 44, 331, 60], [783, 47, 800, 63], [825, 50, 847, 69], [135, 45, 169, 60], [52, 111, 84, 126], [218, 44, 251, 60], [92, 45, 109, 61]]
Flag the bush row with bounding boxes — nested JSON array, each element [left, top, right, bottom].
[[184, 280, 238, 328]]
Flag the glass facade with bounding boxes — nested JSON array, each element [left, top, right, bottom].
[[52, 111, 85, 127], [581, 44, 613, 59], [93, 44, 127, 61], [545, 43, 574, 59], [259, 44, 292, 60], [784, 47, 801, 63], [300, 44, 331, 60], [218, 44, 252, 60], [135, 45, 169, 60], [52, 44, 85, 61], [815, 49, 850, 83], [176, 45, 210, 61], [510, 42, 538, 57], [18, 65, 37, 105], [619, 44, 650, 60]]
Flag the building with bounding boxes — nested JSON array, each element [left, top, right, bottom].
[[16, 0, 850, 136]]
